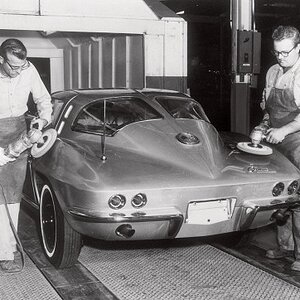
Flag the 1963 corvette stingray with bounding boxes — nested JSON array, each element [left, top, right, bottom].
[[22, 88, 300, 268]]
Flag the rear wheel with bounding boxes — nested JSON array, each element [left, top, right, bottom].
[[39, 183, 82, 268]]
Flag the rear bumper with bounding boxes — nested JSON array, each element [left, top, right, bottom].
[[239, 197, 300, 230], [65, 196, 300, 240], [67, 207, 184, 240]]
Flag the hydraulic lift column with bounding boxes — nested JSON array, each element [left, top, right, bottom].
[[230, 0, 261, 135]]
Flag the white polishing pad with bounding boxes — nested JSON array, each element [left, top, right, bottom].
[[31, 129, 57, 158], [237, 142, 273, 156]]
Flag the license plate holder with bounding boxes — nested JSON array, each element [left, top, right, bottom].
[[186, 198, 236, 225]]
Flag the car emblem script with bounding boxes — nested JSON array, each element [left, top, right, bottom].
[[246, 165, 276, 174]]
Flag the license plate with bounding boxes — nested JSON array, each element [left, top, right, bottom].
[[186, 198, 236, 225]]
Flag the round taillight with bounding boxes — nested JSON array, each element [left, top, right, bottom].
[[108, 194, 126, 209], [131, 193, 147, 208], [272, 182, 284, 197], [288, 180, 299, 195]]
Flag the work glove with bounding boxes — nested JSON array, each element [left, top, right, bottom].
[[30, 118, 47, 131], [0, 147, 15, 166]]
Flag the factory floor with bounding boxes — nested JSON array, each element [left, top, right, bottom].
[[1, 203, 300, 300]]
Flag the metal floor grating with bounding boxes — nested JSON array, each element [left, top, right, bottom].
[[0, 254, 61, 300], [79, 242, 300, 300]]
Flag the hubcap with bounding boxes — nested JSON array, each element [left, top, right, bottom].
[[41, 187, 57, 256]]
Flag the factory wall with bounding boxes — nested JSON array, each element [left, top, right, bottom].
[[0, 0, 187, 93]]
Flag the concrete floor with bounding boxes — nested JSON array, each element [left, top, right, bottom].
[[2, 204, 300, 299]]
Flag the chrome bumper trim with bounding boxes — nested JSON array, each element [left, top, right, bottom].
[[240, 198, 300, 231], [67, 209, 184, 238], [67, 209, 183, 224]]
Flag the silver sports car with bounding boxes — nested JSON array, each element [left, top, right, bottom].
[[22, 88, 300, 268]]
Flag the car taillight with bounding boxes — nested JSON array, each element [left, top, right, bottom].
[[108, 194, 126, 209], [288, 180, 299, 195], [272, 182, 284, 197], [131, 193, 147, 208]]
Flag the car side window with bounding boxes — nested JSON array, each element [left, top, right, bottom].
[[156, 97, 210, 122], [52, 98, 65, 125], [73, 97, 162, 136]]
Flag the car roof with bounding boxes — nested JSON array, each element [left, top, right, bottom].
[[52, 88, 189, 101], [52, 88, 136, 101]]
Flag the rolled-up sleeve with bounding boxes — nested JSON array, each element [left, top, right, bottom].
[[293, 72, 300, 124], [30, 67, 52, 125]]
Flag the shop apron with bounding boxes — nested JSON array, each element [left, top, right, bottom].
[[265, 69, 300, 260], [0, 115, 27, 205]]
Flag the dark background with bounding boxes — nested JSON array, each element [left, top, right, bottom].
[[160, 0, 300, 131]]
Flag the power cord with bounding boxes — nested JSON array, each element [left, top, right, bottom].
[[0, 183, 25, 273]]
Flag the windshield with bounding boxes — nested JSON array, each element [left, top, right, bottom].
[[156, 97, 210, 122], [73, 97, 162, 136]]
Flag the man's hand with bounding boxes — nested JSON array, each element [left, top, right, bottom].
[[265, 128, 286, 144], [30, 118, 47, 130], [0, 147, 15, 166]]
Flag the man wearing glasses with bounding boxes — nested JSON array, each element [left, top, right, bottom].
[[0, 38, 52, 273], [257, 26, 300, 271]]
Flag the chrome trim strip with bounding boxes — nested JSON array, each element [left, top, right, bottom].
[[240, 198, 300, 231], [67, 209, 183, 224]]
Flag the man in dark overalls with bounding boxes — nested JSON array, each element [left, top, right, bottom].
[[259, 25, 300, 271], [0, 39, 52, 273]]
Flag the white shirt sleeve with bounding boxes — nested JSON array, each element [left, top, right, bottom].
[[292, 71, 300, 123], [30, 66, 52, 124]]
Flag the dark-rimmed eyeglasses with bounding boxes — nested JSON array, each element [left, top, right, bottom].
[[271, 45, 298, 57], [5, 59, 30, 71]]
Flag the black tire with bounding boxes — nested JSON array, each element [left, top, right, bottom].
[[39, 183, 82, 268]]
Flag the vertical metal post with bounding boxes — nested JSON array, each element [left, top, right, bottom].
[[230, 0, 254, 135]]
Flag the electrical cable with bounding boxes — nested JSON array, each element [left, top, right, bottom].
[[0, 183, 25, 273], [0, 126, 56, 274]]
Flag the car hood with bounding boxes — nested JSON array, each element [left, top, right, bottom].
[[39, 120, 300, 190]]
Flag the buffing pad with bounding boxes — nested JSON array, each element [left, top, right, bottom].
[[237, 142, 273, 156]]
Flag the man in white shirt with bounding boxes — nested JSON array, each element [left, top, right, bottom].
[[0, 38, 52, 273], [258, 26, 300, 272]]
